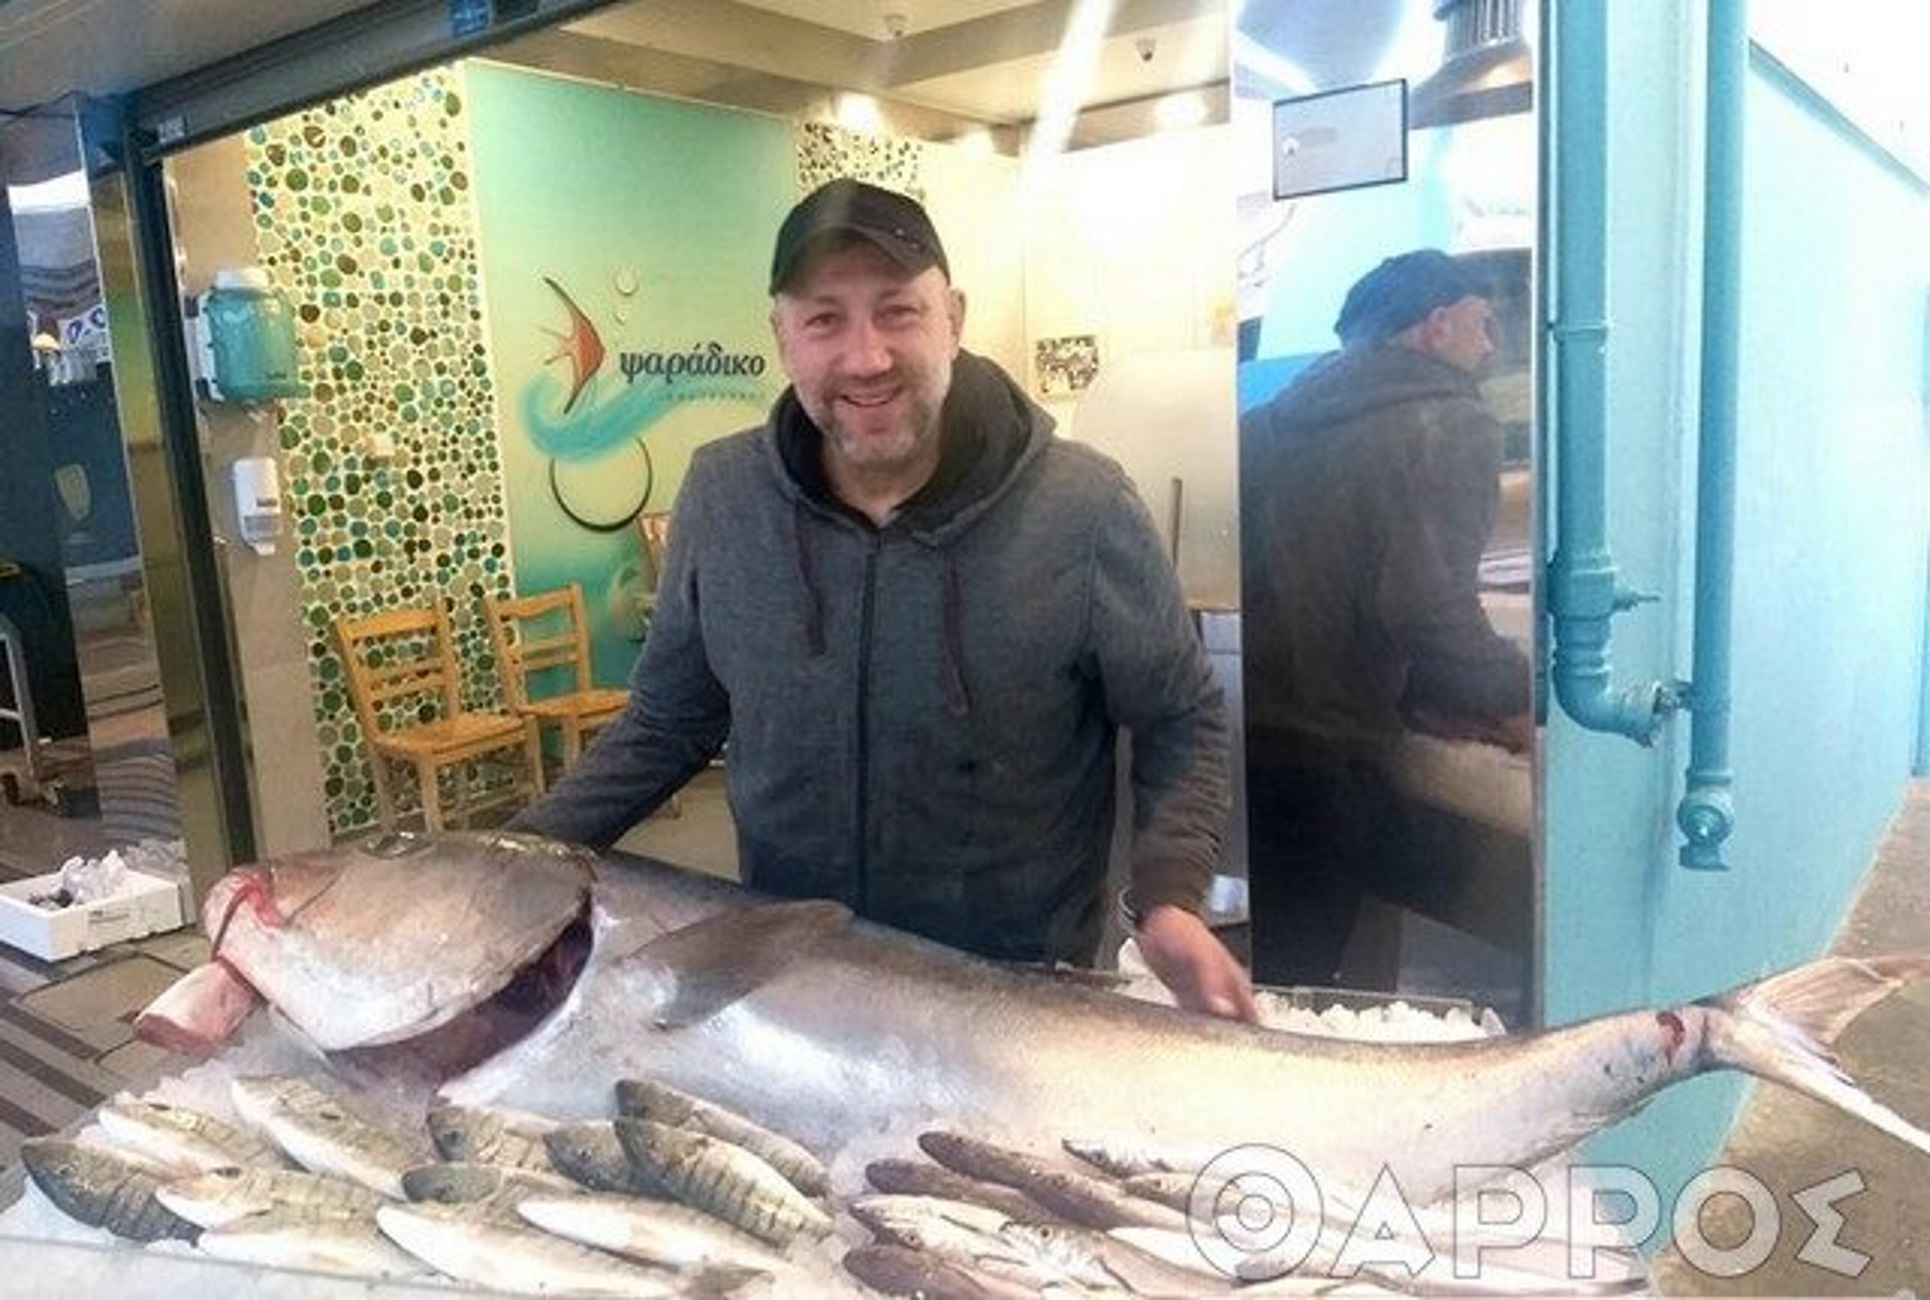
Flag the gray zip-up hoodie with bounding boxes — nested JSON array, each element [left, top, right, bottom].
[[513, 352, 1230, 964]]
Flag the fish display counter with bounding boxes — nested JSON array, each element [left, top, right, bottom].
[[13, 829, 1920, 1296]]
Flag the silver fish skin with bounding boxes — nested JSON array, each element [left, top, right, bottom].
[[439, 857, 1930, 1208], [427, 1103, 560, 1171], [615, 1077, 828, 1196], [514, 1191, 783, 1273], [839, 1243, 1056, 1300], [919, 1131, 1186, 1232], [155, 1164, 386, 1228], [847, 1193, 1017, 1254], [95, 1098, 290, 1173], [231, 1073, 429, 1197], [998, 1219, 1234, 1296], [401, 1160, 582, 1209], [20, 1139, 199, 1243], [614, 1117, 832, 1248], [196, 1205, 433, 1280], [374, 1199, 688, 1297], [865, 1158, 1054, 1224], [545, 1120, 673, 1197], [137, 830, 595, 1054]]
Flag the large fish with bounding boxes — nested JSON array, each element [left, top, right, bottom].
[[435, 841, 1930, 1214], [141, 834, 1930, 1220], [134, 832, 596, 1062]]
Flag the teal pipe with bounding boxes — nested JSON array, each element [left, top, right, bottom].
[[1546, 0, 1676, 746], [1676, 0, 1747, 869]]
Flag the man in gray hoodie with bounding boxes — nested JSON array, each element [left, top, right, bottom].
[[513, 180, 1254, 1020]]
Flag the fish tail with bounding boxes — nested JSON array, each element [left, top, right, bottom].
[[1702, 954, 1930, 1156]]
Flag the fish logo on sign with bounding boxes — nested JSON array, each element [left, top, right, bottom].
[[521, 273, 771, 535], [541, 278, 605, 416]]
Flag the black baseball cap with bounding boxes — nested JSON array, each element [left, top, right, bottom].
[[1333, 249, 1487, 346], [769, 179, 950, 295]]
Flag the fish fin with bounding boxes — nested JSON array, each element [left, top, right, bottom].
[[624, 900, 853, 1029], [1705, 954, 1930, 1157]]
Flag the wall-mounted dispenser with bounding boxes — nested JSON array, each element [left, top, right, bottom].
[[232, 456, 284, 555], [190, 268, 307, 403]]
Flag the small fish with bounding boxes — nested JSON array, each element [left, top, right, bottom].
[[840, 1243, 1044, 1300], [375, 1199, 688, 1296], [847, 1193, 1016, 1262], [864, 1158, 1050, 1223], [95, 1097, 290, 1173], [545, 1120, 673, 1196], [427, 1103, 560, 1172], [615, 1076, 828, 1196], [614, 1117, 832, 1248], [155, 1164, 386, 1228], [515, 1191, 783, 1273], [231, 1074, 429, 1197], [1060, 1138, 1207, 1181], [196, 1205, 433, 1280], [20, 1139, 199, 1243], [919, 1131, 1186, 1232], [400, 1160, 581, 1209]]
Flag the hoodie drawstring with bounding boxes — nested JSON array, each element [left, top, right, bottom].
[[941, 555, 971, 719]]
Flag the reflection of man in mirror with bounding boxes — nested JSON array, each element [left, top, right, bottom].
[[1239, 248, 1531, 989]]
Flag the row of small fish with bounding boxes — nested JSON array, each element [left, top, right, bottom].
[[23, 1071, 838, 1296], [840, 1129, 1238, 1299]]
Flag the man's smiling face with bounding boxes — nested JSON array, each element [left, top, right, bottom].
[[770, 237, 965, 477]]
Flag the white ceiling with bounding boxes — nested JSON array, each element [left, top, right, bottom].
[[0, 0, 1231, 159]]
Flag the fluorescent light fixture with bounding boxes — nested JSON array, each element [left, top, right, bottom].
[[1022, 0, 1112, 179]]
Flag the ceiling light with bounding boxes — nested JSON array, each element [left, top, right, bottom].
[[834, 94, 885, 135]]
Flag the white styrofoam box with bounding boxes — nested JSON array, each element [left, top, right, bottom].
[[0, 870, 186, 961]]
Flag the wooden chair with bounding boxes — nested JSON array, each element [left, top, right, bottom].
[[483, 582, 629, 773], [333, 603, 544, 832]]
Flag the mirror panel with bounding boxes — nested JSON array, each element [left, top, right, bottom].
[[1233, 0, 1538, 1023]]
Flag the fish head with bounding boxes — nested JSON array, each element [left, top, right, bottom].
[[203, 832, 597, 1060], [425, 1105, 494, 1161], [401, 1162, 506, 1205], [155, 1165, 262, 1224], [612, 1116, 704, 1172]]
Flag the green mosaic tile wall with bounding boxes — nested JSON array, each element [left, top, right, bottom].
[[796, 121, 924, 199], [245, 67, 513, 836]]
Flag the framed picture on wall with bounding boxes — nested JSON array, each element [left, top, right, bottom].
[[1034, 334, 1101, 398], [1272, 79, 1408, 201]]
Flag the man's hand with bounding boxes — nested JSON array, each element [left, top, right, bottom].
[[1134, 905, 1258, 1022]]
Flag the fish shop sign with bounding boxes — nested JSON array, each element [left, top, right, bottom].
[[1189, 1145, 1876, 1283]]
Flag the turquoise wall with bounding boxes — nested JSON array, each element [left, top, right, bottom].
[[1547, 5, 1930, 1204]]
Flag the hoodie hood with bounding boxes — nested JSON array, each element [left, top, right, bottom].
[[765, 349, 1051, 545]]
